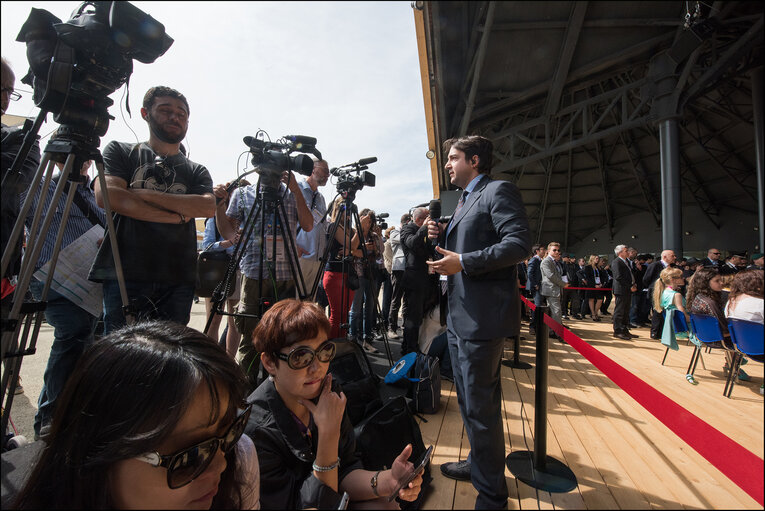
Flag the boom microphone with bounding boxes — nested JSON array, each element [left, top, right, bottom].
[[358, 157, 377, 165]]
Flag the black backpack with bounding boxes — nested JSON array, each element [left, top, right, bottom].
[[409, 353, 441, 415], [328, 339, 382, 425], [354, 395, 432, 509]]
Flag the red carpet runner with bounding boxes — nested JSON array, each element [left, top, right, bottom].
[[520, 294, 764, 506]]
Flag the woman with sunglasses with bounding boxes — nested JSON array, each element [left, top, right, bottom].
[[13, 321, 259, 509], [245, 299, 422, 509]]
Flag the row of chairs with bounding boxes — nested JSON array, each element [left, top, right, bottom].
[[661, 313, 764, 397]]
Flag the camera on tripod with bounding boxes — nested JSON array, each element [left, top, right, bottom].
[[16, 1, 173, 142], [331, 157, 377, 197], [243, 134, 319, 190]]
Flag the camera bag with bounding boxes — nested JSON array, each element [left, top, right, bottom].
[[408, 353, 441, 415], [195, 250, 236, 298]]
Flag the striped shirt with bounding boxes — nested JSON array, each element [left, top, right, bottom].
[[226, 183, 299, 281], [22, 178, 106, 272]]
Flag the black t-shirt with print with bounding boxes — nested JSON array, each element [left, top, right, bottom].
[[89, 141, 212, 284]]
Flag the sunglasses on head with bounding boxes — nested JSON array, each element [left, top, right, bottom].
[[134, 404, 251, 489], [273, 340, 336, 370]]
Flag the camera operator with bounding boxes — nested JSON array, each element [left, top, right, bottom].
[[295, 158, 329, 301], [90, 86, 215, 334], [21, 129, 106, 441], [215, 162, 314, 390], [349, 208, 383, 354], [2, 57, 41, 318]]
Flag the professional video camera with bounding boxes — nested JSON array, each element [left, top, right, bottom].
[[16, 1, 173, 143], [243, 133, 320, 190], [331, 157, 377, 197]]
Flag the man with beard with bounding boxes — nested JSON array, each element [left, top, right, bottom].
[[90, 86, 215, 333]]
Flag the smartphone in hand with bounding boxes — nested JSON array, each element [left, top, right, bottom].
[[387, 445, 434, 502]]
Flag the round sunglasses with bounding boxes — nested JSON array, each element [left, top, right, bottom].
[[134, 404, 251, 489], [272, 340, 336, 370]]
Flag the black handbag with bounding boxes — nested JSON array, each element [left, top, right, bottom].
[[346, 268, 360, 291], [195, 250, 236, 298]]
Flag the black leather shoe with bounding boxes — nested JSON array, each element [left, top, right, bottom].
[[441, 460, 471, 481], [613, 332, 631, 340], [624, 330, 639, 338], [629, 323, 640, 329]]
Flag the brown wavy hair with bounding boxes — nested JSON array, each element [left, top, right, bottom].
[[686, 267, 721, 307], [727, 269, 764, 314]]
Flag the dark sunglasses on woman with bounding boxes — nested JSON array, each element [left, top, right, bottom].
[[134, 404, 252, 489], [272, 340, 336, 370]]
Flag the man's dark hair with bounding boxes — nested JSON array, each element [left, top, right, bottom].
[[400, 213, 412, 224], [443, 135, 493, 174], [142, 85, 190, 114], [531, 244, 542, 254]]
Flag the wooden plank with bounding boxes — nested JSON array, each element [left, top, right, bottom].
[[421, 382, 460, 510]]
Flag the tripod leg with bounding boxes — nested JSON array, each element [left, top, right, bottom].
[[94, 160, 134, 325], [276, 201, 308, 300]]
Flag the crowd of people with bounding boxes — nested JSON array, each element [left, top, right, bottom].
[[2, 54, 763, 509]]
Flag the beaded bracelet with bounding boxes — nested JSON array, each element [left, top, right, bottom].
[[312, 457, 341, 472]]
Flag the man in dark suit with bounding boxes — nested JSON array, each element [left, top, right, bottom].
[[525, 244, 546, 334], [643, 249, 676, 339], [720, 251, 747, 275], [427, 135, 531, 509], [399, 206, 432, 355], [700, 247, 722, 268], [611, 245, 638, 340]]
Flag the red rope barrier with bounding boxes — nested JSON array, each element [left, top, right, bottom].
[[519, 294, 764, 506]]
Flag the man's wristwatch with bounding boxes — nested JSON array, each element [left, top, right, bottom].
[[178, 213, 186, 224]]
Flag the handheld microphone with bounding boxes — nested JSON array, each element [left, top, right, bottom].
[[358, 157, 377, 165], [428, 199, 441, 221]]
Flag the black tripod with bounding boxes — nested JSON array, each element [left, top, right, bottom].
[[1, 115, 133, 448], [312, 192, 394, 367], [203, 174, 308, 381]]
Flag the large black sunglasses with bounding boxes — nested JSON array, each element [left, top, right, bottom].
[[134, 404, 251, 489], [272, 341, 336, 370]]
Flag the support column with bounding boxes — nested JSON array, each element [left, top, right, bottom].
[[752, 66, 764, 252], [659, 118, 683, 255]]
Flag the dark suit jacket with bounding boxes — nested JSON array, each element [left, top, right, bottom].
[[440, 175, 531, 339], [399, 220, 430, 289], [611, 257, 634, 295], [526, 255, 542, 292], [642, 260, 667, 290]]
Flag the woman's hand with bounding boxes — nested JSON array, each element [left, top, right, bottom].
[[385, 444, 423, 502], [298, 373, 346, 436]]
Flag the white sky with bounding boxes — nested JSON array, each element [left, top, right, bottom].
[[1, 1, 434, 226]]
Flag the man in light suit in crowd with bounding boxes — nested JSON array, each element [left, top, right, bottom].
[[427, 135, 531, 509], [540, 241, 568, 340]]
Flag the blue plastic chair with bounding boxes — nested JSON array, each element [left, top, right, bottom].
[[725, 318, 764, 398], [687, 314, 731, 389], [660, 310, 690, 365]]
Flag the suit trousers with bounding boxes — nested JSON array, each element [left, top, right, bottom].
[[447, 330, 508, 509], [612, 291, 631, 333], [541, 293, 563, 326], [647, 289, 664, 338]]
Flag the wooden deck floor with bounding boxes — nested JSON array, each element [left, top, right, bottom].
[[418, 317, 764, 510]]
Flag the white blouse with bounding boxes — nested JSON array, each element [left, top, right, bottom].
[[725, 294, 764, 324]]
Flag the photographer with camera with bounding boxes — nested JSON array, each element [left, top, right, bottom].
[[349, 208, 383, 354], [400, 207, 433, 356], [215, 161, 314, 390], [89, 86, 215, 334]]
